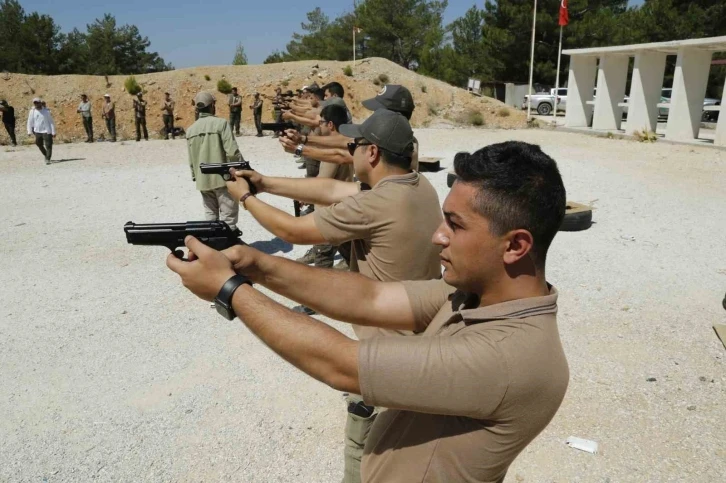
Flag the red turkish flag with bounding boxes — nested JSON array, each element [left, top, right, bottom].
[[559, 0, 569, 26]]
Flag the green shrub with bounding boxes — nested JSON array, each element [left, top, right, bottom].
[[468, 110, 485, 126], [420, 84, 427, 93], [427, 100, 439, 116], [281, 79, 289, 87], [633, 129, 657, 142], [124, 76, 142, 95], [378, 73, 389, 84], [204, 74, 211, 81], [217, 78, 233, 94], [497, 107, 510, 117], [343, 65, 353, 76]]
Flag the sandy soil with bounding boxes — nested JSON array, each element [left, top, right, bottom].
[[0, 128, 724, 482]]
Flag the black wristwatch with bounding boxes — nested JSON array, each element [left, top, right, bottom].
[[214, 274, 252, 320], [294, 144, 304, 157]]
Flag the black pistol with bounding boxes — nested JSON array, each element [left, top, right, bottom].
[[199, 160, 255, 188], [124, 221, 243, 259], [260, 121, 296, 132]]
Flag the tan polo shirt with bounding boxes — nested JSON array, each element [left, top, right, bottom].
[[313, 172, 442, 339], [358, 280, 569, 483], [318, 160, 353, 182]]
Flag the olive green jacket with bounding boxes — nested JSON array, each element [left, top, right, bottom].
[[186, 113, 243, 192]]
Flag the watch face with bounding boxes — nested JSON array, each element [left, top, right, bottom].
[[215, 300, 235, 320]]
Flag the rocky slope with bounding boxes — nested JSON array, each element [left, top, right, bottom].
[[0, 58, 525, 144]]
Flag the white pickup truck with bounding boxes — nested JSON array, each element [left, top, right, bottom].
[[522, 88, 568, 115]]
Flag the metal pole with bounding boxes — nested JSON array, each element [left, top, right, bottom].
[[527, 0, 538, 121], [353, 28, 356, 72], [553, 25, 563, 120]]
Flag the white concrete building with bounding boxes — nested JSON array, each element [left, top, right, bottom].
[[562, 36, 726, 146]]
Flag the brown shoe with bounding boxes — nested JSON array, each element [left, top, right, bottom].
[[295, 247, 316, 265]]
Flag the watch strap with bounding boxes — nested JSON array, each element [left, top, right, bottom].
[[215, 274, 252, 320]]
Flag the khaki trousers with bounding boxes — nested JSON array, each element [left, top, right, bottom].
[[342, 394, 378, 483], [201, 188, 239, 231]]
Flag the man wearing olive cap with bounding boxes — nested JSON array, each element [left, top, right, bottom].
[[186, 91, 245, 232]]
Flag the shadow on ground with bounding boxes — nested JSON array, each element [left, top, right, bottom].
[[249, 237, 293, 255], [52, 158, 86, 164]]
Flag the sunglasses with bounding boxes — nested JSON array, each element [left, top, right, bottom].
[[347, 139, 373, 156], [318, 119, 330, 125]]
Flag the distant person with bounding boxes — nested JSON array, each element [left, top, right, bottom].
[[186, 91, 245, 232], [102, 94, 116, 142], [228, 87, 242, 136], [26, 98, 56, 165], [251, 93, 263, 137], [162, 92, 175, 140], [77, 94, 93, 143], [133, 92, 148, 141], [0, 100, 17, 146]]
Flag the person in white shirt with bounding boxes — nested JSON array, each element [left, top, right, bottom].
[[27, 98, 56, 165]]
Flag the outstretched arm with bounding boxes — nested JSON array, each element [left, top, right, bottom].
[[229, 170, 359, 206]]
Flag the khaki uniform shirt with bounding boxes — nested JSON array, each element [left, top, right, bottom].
[[102, 102, 115, 119], [162, 99, 175, 115], [133, 99, 147, 119], [228, 94, 242, 112], [318, 160, 353, 182], [358, 281, 569, 483], [186, 113, 242, 192], [314, 172, 442, 339]]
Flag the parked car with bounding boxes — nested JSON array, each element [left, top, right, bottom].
[[658, 88, 720, 122], [522, 88, 567, 115]]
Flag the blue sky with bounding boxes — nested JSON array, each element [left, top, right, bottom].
[[22, 0, 643, 68]]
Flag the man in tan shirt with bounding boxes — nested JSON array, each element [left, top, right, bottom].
[[296, 103, 354, 271], [166, 140, 570, 483], [161, 92, 175, 140]]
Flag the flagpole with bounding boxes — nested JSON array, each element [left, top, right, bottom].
[[527, 0, 537, 121], [553, 25, 563, 120]]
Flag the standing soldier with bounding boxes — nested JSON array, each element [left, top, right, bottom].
[[77, 94, 94, 143], [162, 92, 175, 140], [272, 87, 283, 138], [186, 91, 244, 232], [26, 98, 56, 165], [0, 100, 17, 146], [102, 94, 116, 142], [133, 92, 148, 142], [228, 87, 242, 136], [250, 93, 263, 137]]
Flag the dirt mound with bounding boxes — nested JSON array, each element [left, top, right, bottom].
[[0, 58, 525, 144]]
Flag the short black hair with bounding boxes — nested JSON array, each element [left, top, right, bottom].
[[453, 141, 566, 267], [311, 88, 325, 101], [320, 104, 348, 131], [377, 143, 413, 170], [323, 82, 344, 98]]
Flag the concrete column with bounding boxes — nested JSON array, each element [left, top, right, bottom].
[[665, 48, 712, 141], [564, 56, 597, 128], [592, 55, 629, 130], [626, 52, 667, 135], [715, 76, 726, 147]]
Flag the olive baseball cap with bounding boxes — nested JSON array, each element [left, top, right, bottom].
[[339, 109, 414, 155], [194, 91, 215, 108], [362, 85, 414, 114]]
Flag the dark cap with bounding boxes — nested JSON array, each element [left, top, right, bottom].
[[304, 82, 320, 92], [0, 100, 7, 106], [362, 85, 414, 114], [339, 109, 414, 155]]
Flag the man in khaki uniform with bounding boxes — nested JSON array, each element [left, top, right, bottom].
[[166, 140, 570, 483], [186, 91, 244, 231], [77, 94, 93, 143], [102, 94, 116, 142], [228, 87, 242, 136], [294, 104, 354, 300], [162, 92, 175, 140], [250, 93, 263, 137], [133, 93, 148, 141]]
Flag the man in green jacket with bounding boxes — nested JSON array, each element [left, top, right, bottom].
[[187, 91, 245, 231]]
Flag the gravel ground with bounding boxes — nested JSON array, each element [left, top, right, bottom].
[[1, 129, 725, 482]]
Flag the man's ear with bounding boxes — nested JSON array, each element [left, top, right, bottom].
[[503, 229, 534, 265], [369, 144, 381, 168]]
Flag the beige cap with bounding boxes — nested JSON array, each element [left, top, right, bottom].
[[194, 91, 215, 108], [32, 97, 42, 103], [104, 93, 110, 97]]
